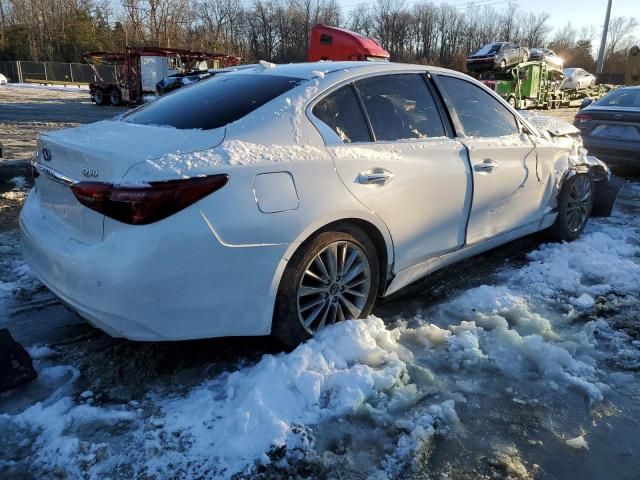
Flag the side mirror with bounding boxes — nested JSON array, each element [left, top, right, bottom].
[[579, 98, 593, 110]]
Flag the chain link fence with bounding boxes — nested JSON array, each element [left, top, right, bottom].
[[0, 61, 116, 85]]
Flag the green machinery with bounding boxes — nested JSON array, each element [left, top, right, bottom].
[[480, 61, 610, 109]]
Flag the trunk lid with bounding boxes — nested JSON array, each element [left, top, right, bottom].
[[583, 106, 640, 141], [38, 120, 226, 181], [34, 120, 225, 242]]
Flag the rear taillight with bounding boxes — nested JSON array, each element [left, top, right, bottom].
[[574, 113, 592, 125], [71, 174, 228, 225]]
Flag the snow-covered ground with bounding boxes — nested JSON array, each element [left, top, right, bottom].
[[3, 82, 89, 92], [1, 179, 639, 479]]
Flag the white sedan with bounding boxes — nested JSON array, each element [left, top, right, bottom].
[[0, 73, 7, 85], [561, 68, 597, 90], [21, 62, 617, 347]]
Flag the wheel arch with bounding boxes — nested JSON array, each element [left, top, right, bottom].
[[286, 216, 393, 287], [266, 214, 395, 332]]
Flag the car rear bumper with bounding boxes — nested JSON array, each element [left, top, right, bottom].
[[20, 190, 289, 341], [583, 135, 640, 166]]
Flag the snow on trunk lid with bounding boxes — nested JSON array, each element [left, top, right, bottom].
[[33, 120, 225, 242]]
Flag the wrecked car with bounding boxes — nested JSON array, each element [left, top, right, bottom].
[[21, 62, 621, 348], [466, 42, 529, 72]]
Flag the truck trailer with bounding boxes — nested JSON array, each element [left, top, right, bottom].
[[482, 61, 612, 109], [84, 47, 240, 106]]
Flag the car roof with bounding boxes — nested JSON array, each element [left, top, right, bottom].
[[227, 61, 456, 80]]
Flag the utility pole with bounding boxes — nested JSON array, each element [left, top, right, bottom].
[[596, 0, 613, 73]]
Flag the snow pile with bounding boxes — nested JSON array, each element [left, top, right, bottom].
[[0, 317, 456, 478], [259, 60, 276, 69], [431, 286, 606, 402], [511, 216, 640, 300], [144, 317, 420, 477], [565, 434, 589, 449], [385, 400, 458, 473]]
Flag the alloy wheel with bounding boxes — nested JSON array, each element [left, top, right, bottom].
[[566, 175, 592, 233], [296, 241, 371, 334]]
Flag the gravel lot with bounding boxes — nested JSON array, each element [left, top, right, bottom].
[[1, 85, 639, 480], [0, 85, 124, 161]]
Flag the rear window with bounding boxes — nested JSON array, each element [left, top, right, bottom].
[[595, 89, 640, 108], [124, 74, 303, 130]]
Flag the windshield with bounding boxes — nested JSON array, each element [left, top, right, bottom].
[[595, 88, 640, 108], [474, 43, 501, 56], [124, 74, 303, 130], [563, 68, 577, 76]]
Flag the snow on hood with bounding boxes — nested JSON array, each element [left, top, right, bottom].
[[519, 110, 580, 137]]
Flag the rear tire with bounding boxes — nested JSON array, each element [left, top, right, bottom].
[[508, 96, 516, 108], [500, 59, 507, 70], [109, 89, 122, 106], [272, 225, 380, 349], [548, 173, 593, 241], [94, 90, 106, 106]]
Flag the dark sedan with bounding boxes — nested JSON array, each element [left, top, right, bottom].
[[466, 42, 529, 73], [575, 87, 640, 168]]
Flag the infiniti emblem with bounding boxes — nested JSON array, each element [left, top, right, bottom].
[[42, 148, 52, 161], [615, 113, 623, 120]]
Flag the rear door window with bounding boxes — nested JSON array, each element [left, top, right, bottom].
[[124, 74, 302, 130], [437, 75, 519, 138], [355, 74, 446, 141], [312, 86, 371, 143]]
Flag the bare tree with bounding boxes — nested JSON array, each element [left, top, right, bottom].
[[605, 16, 639, 57]]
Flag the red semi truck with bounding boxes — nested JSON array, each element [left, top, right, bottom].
[[308, 25, 390, 62], [86, 26, 387, 106]]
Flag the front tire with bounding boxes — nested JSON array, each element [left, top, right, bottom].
[[272, 225, 380, 349], [549, 173, 593, 241]]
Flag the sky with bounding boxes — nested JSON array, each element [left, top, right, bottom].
[[336, 0, 640, 57], [338, 0, 638, 32]]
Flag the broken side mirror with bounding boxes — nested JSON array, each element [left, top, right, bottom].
[[579, 97, 593, 110]]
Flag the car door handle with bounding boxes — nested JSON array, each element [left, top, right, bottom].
[[357, 168, 395, 185], [474, 159, 498, 173]]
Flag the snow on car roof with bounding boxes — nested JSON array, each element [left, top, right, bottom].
[[229, 61, 453, 80]]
